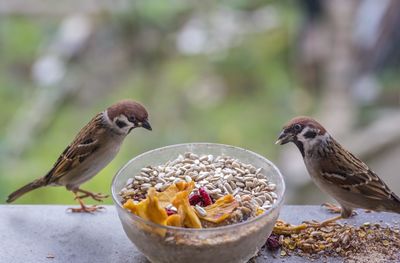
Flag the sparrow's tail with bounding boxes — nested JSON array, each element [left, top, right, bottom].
[[6, 177, 47, 203]]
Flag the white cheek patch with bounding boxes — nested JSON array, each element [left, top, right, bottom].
[[297, 127, 329, 150], [114, 115, 134, 134], [297, 127, 316, 142]]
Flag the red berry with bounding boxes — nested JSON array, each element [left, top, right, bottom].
[[266, 234, 280, 250], [165, 208, 176, 216], [199, 187, 212, 206], [189, 194, 202, 206]]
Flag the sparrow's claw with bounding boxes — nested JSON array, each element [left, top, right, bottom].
[[321, 203, 357, 216], [67, 205, 105, 213], [303, 215, 343, 228], [321, 202, 342, 213], [70, 191, 107, 213]]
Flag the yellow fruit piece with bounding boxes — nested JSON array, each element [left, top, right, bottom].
[[166, 214, 182, 227], [123, 199, 136, 211], [256, 208, 265, 216], [201, 194, 239, 223], [172, 189, 202, 228], [123, 181, 202, 229], [122, 188, 168, 226], [175, 181, 188, 191], [157, 181, 194, 208], [146, 188, 168, 225]]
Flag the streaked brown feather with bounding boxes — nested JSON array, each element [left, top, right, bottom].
[[45, 113, 104, 183], [319, 138, 396, 201]]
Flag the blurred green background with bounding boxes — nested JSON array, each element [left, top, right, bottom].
[[1, 0, 399, 205]]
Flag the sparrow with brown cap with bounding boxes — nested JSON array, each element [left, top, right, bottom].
[[276, 116, 400, 225], [7, 99, 152, 212]]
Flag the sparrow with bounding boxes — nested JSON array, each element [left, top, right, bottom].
[[7, 99, 152, 212], [276, 116, 400, 225]]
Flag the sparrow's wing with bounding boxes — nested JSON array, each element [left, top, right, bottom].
[[321, 149, 397, 201], [321, 170, 395, 200], [44, 113, 104, 183]]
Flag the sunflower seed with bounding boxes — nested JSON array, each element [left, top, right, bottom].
[[254, 197, 264, 206], [126, 178, 134, 185], [185, 175, 192, 183], [140, 183, 151, 190], [264, 193, 273, 202], [224, 183, 233, 194], [232, 188, 240, 196], [154, 183, 163, 191], [194, 205, 207, 217], [235, 182, 245, 188]]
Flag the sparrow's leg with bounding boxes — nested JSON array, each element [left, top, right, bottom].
[[273, 217, 343, 235], [67, 192, 105, 213], [304, 215, 343, 228], [74, 188, 109, 202], [304, 206, 353, 227]]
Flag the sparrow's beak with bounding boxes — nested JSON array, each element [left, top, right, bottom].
[[275, 131, 292, 145], [141, 120, 152, 131]]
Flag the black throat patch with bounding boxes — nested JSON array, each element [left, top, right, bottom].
[[293, 139, 305, 157]]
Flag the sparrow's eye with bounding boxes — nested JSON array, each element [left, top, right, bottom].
[[128, 116, 136, 123], [293, 124, 302, 132], [116, 119, 127, 128]]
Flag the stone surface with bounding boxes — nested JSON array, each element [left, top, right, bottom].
[[0, 205, 398, 263]]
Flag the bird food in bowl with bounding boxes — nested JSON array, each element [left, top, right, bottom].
[[111, 143, 285, 263]]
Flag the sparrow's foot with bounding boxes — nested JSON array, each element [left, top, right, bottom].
[[321, 203, 357, 216], [321, 202, 341, 213], [303, 215, 343, 228], [67, 204, 105, 213], [75, 188, 109, 202], [68, 192, 106, 213]]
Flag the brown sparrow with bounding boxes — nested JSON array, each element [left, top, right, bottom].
[[7, 99, 152, 212], [276, 116, 400, 225]]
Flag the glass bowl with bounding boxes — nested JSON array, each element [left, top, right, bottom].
[[111, 143, 285, 263]]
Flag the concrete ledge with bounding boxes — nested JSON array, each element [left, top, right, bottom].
[[1, 205, 398, 263]]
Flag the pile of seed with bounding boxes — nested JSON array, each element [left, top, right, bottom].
[[119, 152, 277, 210], [271, 220, 400, 262]]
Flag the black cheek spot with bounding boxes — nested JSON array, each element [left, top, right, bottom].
[[304, 131, 317, 139], [116, 120, 127, 128]]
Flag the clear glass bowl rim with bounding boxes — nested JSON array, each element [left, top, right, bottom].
[[111, 142, 286, 233]]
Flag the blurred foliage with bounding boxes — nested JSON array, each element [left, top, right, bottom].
[[0, 1, 300, 205]]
